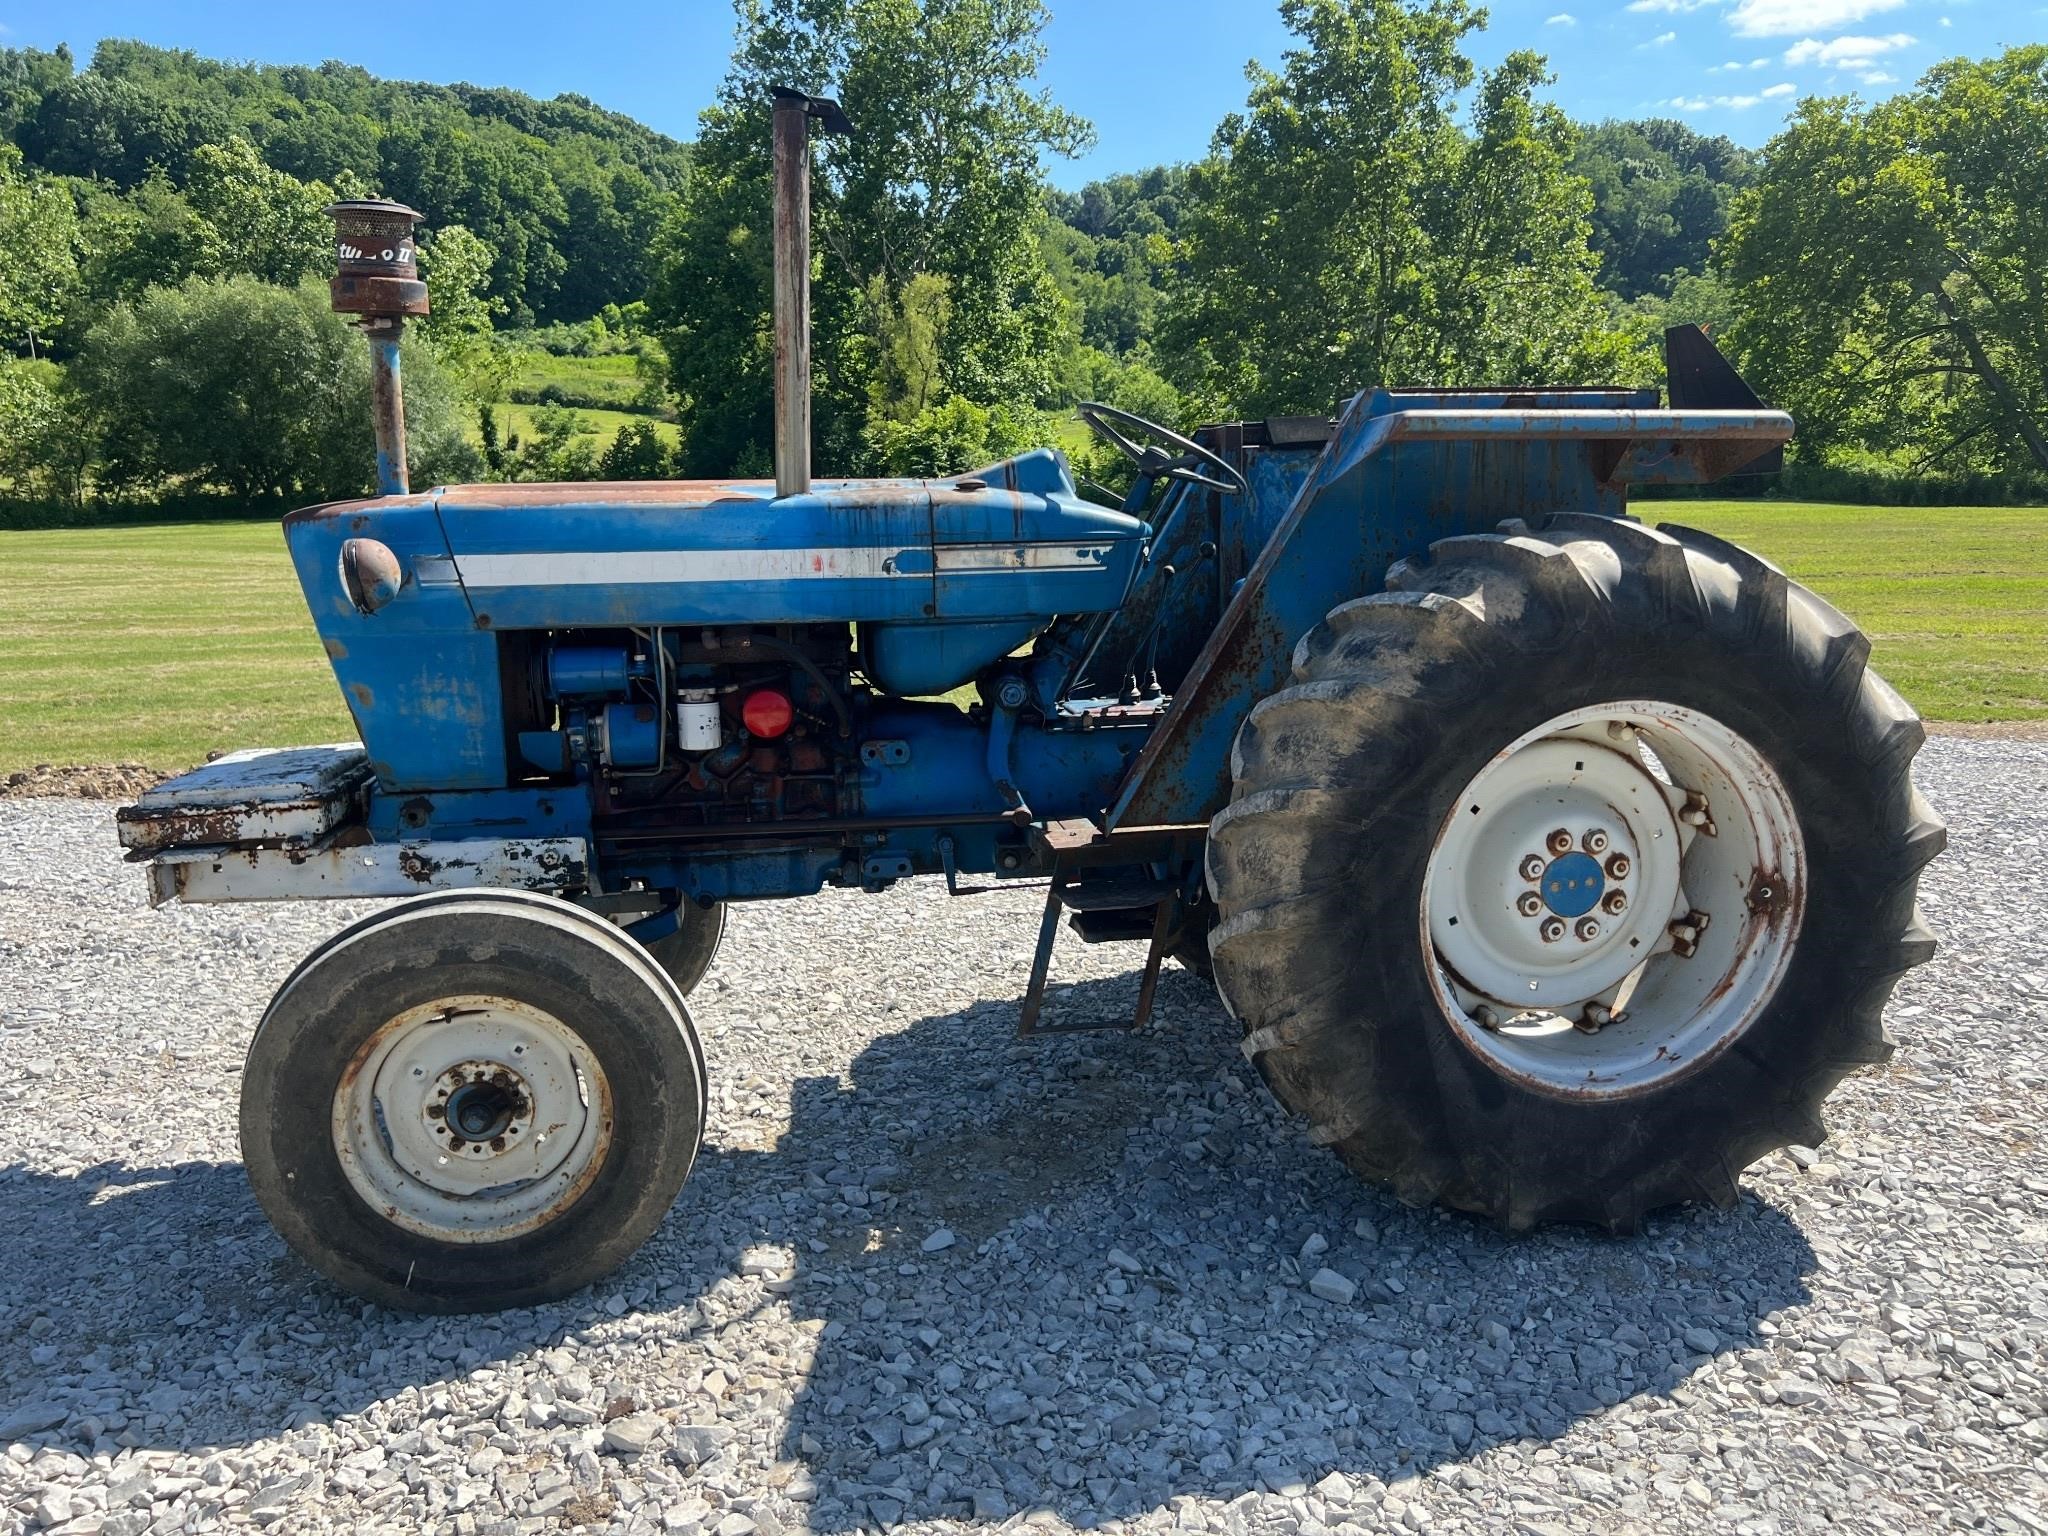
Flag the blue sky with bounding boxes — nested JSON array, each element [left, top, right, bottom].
[[4, 0, 2037, 187]]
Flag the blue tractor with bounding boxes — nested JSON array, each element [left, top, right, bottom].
[[123, 91, 1942, 1312]]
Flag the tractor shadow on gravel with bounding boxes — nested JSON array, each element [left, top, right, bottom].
[[0, 963, 1815, 1529], [724, 965, 1819, 1530]]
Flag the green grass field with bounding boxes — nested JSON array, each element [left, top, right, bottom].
[[505, 351, 649, 412], [1, 501, 2040, 773], [494, 402, 682, 452]]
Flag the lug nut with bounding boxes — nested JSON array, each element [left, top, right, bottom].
[[1516, 892, 1543, 916], [1474, 1005, 1502, 1032], [1546, 828, 1573, 855], [1583, 829, 1609, 854], [1605, 853, 1631, 880], [1539, 916, 1567, 943], [1668, 916, 1703, 957], [1601, 890, 1628, 915], [1575, 917, 1601, 941], [1519, 855, 1547, 882], [1576, 1003, 1613, 1034]]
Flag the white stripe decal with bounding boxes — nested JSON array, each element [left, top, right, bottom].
[[934, 544, 1112, 572], [455, 547, 913, 588], [454, 543, 1115, 589]]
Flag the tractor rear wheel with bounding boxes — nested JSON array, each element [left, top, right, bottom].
[[1205, 515, 1943, 1230], [241, 890, 705, 1311]]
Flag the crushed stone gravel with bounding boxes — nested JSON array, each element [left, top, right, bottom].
[[2, 735, 2046, 1536]]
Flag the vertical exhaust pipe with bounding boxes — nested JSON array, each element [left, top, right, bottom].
[[770, 87, 852, 499], [329, 199, 429, 497]]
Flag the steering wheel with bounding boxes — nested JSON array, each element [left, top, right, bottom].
[[1078, 402, 1250, 497]]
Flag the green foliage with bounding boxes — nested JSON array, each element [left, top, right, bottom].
[[416, 223, 511, 401], [68, 172, 205, 318], [1041, 167, 1186, 357], [1721, 47, 2048, 476], [2, 40, 688, 322], [183, 138, 333, 286], [507, 402, 603, 481], [598, 419, 675, 479], [0, 146, 77, 354], [0, 358, 87, 504], [646, 0, 1090, 475], [1571, 119, 1751, 301], [863, 396, 1054, 477], [865, 271, 951, 424], [1157, 0, 1629, 420], [73, 275, 479, 501]]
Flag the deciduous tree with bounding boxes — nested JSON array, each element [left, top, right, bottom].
[[647, 0, 1089, 475], [0, 147, 77, 357], [1157, 0, 1627, 419], [1721, 47, 2048, 474]]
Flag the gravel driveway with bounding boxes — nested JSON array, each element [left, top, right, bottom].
[[3, 736, 2046, 1536]]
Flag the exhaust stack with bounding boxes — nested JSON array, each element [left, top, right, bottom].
[[329, 199, 429, 498], [770, 87, 853, 499]]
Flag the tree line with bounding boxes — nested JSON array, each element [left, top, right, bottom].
[[1, 3, 2043, 517]]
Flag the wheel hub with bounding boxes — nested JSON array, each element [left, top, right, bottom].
[[1421, 702, 1806, 1097], [332, 998, 613, 1242], [1425, 737, 1684, 1013], [1537, 851, 1605, 918], [431, 1062, 533, 1155]]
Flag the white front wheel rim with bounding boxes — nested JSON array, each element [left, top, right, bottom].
[[1422, 701, 1805, 1098], [332, 997, 614, 1242]]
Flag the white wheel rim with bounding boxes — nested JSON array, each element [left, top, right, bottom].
[[1422, 701, 1804, 1098], [332, 996, 613, 1242]]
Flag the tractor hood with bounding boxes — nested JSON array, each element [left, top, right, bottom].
[[288, 447, 1144, 632], [282, 448, 1149, 784]]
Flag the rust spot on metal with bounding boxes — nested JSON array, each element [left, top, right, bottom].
[[346, 682, 375, 710], [323, 637, 349, 660], [396, 847, 440, 883]]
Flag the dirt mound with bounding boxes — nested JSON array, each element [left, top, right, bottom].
[[0, 763, 163, 801]]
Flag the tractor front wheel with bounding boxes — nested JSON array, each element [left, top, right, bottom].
[[241, 891, 706, 1311], [1205, 515, 1943, 1229]]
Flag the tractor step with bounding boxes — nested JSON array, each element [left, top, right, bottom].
[[1016, 819, 1207, 1037], [1066, 905, 1162, 944]]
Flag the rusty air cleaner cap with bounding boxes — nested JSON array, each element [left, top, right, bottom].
[[328, 199, 430, 319]]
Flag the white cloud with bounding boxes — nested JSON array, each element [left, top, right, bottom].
[[1862, 70, 1896, 83], [1545, 11, 1578, 22], [1640, 30, 1679, 47], [1761, 81, 1797, 96], [1665, 93, 1766, 110], [1626, 0, 1722, 11], [1784, 32, 1916, 75], [1709, 59, 1744, 71], [1728, 0, 1904, 37], [1750, 56, 1772, 67]]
